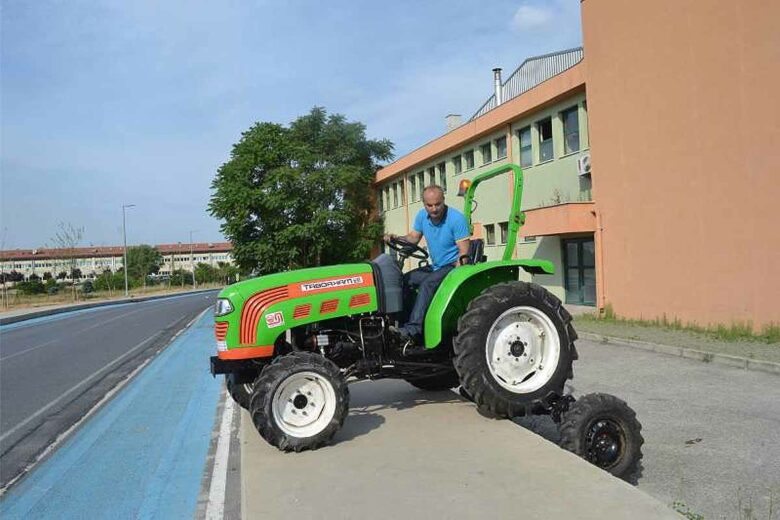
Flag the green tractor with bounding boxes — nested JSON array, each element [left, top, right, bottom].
[[211, 164, 643, 482]]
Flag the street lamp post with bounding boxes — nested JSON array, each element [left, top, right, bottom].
[[122, 204, 135, 297], [189, 230, 197, 289]]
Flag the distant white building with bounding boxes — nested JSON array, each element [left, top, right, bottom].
[[0, 242, 234, 281]]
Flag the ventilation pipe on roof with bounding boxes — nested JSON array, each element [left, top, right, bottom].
[[445, 114, 462, 132], [493, 68, 503, 105]]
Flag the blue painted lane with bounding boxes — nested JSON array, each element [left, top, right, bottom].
[[0, 310, 221, 519]]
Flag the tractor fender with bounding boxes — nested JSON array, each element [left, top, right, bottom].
[[423, 259, 554, 348]]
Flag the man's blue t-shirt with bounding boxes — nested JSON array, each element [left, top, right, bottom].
[[413, 206, 470, 270]]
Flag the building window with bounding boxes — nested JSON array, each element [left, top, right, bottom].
[[409, 175, 417, 202], [496, 136, 507, 159], [378, 190, 384, 213], [437, 162, 447, 193], [537, 118, 553, 162], [562, 106, 580, 154], [523, 236, 537, 243], [518, 127, 532, 168], [428, 167, 436, 187], [485, 224, 496, 245], [399, 180, 405, 205], [392, 183, 398, 208], [453, 155, 462, 174], [464, 150, 474, 170], [499, 221, 508, 244], [385, 186, 390, 210], [481, 143, 492, 164]]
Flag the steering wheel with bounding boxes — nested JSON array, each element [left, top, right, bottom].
[[387, 236, 429, 260]]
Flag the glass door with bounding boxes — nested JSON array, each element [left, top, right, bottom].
[[563, 238, 596, 306]]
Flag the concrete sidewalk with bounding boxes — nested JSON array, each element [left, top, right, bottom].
[[239, 379, 676, 519]]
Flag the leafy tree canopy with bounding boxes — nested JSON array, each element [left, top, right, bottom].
[[126, 245, 162, 280], [209, 107, 393, 274]]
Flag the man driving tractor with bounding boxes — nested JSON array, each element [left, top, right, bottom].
[[384, 185, 470, 348]]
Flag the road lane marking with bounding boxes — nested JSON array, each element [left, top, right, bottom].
[[0, 308, 211, 495], [206, 389, 235, 520], [0, 298, 203, 362], [0, 331, 161, 446]]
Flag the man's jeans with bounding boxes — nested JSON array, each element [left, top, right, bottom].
[[402, 265, 454, 337]]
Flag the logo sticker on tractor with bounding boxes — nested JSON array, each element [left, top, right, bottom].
[[300, 276, 364, 292], [265, 311, 285, 328]]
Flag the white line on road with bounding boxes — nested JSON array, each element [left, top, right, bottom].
[[205, 390, 235, 520], [0, 300, 180, 362], [0, 331, 161, 445]]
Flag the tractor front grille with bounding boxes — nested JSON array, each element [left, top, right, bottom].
[[240, 286, 289, 345]]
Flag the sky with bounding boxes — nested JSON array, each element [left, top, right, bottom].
[[0, 0, 581, 250]]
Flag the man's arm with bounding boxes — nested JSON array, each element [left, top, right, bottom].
[[454, 238, 471, 268], [384, 230, 422, 245]]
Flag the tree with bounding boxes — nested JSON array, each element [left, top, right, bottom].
[[126, 245, 162, 285], [194, 262, 217, 284], [50, 222, 84, 300], [209, 107, 393, 274], [170, 269, 193, 287], [216, 261, 239, 285], [70, 268, 82, 280], [43, 272, 53, 280], [17, 280, 45, 295]]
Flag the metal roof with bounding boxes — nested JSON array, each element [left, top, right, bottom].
[[470, 47, 584, 121]]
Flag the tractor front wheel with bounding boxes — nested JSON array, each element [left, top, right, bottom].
[[249, 352, 349, 452], [226, 373, 253, 410], [453, 281, 577, 418]]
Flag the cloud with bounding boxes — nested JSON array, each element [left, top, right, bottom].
[[512, 4, 554, 31]]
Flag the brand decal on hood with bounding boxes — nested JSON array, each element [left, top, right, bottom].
[[300, 276, 364, 292]]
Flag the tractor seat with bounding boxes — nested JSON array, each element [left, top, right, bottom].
[[460, 238, 486, 265]]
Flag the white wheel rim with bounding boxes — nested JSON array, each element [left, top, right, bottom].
[[484, 306, 561, 394], [272, 371, 337, 438]]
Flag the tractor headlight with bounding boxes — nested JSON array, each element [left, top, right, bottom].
[[214, 298, 234, 317]]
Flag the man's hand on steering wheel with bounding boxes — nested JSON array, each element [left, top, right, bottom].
[[385, 234, 429, 260]]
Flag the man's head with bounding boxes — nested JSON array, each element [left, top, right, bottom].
[[422, 185, 446, 222]]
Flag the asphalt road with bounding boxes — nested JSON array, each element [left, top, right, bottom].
[[516, 338, 780, 520], [0, 291, 216, 489]]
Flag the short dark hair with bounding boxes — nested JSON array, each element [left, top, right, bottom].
[[422, 185, 445, 198]]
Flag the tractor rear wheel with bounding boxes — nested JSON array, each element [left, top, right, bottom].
[[249, 352, 349, 452], [453, 281, 577, 418]]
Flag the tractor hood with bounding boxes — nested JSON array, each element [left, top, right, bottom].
[[220, 263, 375, 303]]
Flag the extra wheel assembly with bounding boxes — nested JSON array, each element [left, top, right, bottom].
[[559, 393, 644, 483]]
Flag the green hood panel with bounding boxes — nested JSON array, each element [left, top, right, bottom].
[[216, 263, 377, 350], [423, 260, 554, 348]]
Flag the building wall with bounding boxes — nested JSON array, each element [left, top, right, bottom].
[[582, 0, 780, 328], [377, 89, 591, 301], [1, 249, 234, 281]]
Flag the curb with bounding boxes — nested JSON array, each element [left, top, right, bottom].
[[579, 332, 780, 376], [0, 288, 219, 326]]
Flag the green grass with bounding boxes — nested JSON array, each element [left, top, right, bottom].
[[578, 304, 780, 344]]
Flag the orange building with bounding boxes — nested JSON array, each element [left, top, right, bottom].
[[376, 0, 779, 330]]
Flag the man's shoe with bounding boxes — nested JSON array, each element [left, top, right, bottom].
[[389, 326, 427, 357], [389, 325, 413, 342]]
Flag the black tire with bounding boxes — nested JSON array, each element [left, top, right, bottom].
[[453, 281, 577, 418], [559, 393, 644, 484], [226, 373, 253, 410], [405, 369, 461, 391], [249, 352, 349, 452]]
